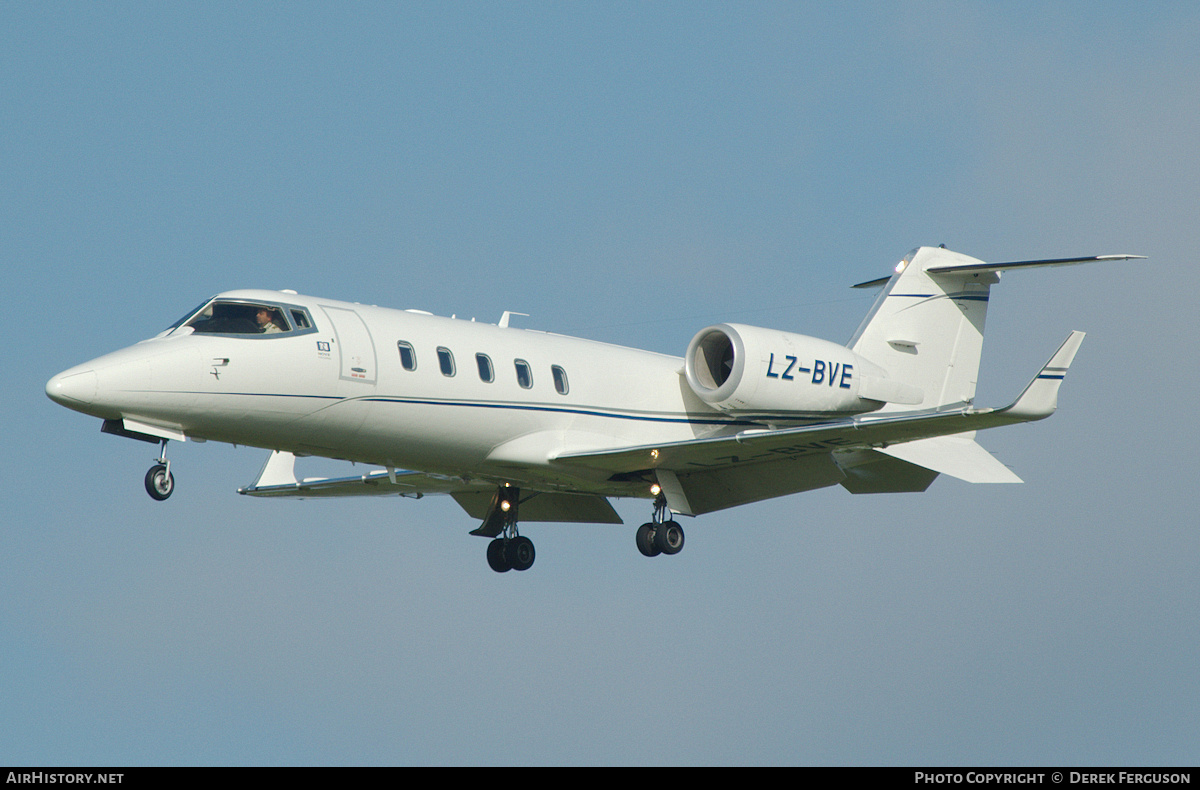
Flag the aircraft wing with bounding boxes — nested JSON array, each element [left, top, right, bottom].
[[554, 331, 1085, 515], [238, 450, 488, 499], [238, 449, 622, 523]]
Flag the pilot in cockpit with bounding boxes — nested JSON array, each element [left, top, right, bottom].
[[255, 307, 285, 334]]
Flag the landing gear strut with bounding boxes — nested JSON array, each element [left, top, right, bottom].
[[472, 485, 536, 573], [144, 440, 175, 501], [636, 492, 684, 558]]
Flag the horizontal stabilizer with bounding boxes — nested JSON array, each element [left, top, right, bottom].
[[877, 433, 1021, 483], [852, 253, 1144, 289], [927, 254, 1145, 276]]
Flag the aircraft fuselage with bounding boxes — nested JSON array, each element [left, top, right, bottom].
[[46, 247, 1139, 572], [46, 289, 743, 498]]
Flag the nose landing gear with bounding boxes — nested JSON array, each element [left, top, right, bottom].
[[144, 440, 175, 500]]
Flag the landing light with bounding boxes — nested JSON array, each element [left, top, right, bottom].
[[650, 483, 661, 496], [895, 260, 907, 273]]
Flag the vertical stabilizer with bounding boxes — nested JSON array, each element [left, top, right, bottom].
[[848, 247, 997, 412]]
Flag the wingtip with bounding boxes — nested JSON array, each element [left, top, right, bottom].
[[851, 275, 892, 290], [1000, 331, 1086, 421], [242, 450, 299, 494]]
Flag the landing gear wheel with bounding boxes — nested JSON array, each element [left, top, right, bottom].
[[505, 536, 536, 572], [636, 523, 661, 557], [655, 520, 685, 555], [487, 539, 512, 573], [144, 464, 174, 501]]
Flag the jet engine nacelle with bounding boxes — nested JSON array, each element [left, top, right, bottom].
[[684, 323, 892, 416]]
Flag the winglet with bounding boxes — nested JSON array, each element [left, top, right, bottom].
[[998, 331, 1086, 421], [239, 450, 299, 494]]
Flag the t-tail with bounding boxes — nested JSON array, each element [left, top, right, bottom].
[[847, 247, 1144, 413]]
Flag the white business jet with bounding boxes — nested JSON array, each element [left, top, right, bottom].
[[46, 247, 1141, 572]]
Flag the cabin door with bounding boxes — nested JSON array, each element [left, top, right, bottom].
[[319, 306, 378, 386]]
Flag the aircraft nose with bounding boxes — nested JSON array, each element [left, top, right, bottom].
[[46, 367, 97, 408]]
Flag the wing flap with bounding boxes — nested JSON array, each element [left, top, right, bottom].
[[451, 491, 623, 523], [666, 452, 847, 515], [836, 450, 941, 494]]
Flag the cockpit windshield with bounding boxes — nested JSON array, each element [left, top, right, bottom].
[[166, 299, 314, 337], [164, 299, 214, 334]]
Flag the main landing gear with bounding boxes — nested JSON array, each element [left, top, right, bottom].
[[471, 485, 685, 572], [144, 439, 175, 501], [486, 534, 535, 573], [635, 492, 685, 558], [471, 485, 536, 573]]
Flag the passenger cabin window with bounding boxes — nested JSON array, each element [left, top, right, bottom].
[[397, 341, 417, 371], [437, 347, 456, 377], [514, 359, 533, 389], [552, 365, 569, 395], [476, 353, 494, 383]]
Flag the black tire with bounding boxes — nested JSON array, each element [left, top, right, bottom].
[[144, 464, 174, 501], [635, 523, 661, 557], [506, 536, 535, 571], [655, 520, 685, 555], [487, 539, 511, 573]]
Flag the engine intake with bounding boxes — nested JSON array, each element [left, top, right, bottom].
[[685, 323, 892, 417]]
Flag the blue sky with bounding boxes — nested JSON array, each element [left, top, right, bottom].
[[3, 2, 1197, 765]]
